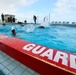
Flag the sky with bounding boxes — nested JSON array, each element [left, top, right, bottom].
[[0, 0, 76, 23]]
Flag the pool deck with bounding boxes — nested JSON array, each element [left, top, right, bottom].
[[0, 50, 40, 75]]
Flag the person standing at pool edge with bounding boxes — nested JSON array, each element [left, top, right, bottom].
[[1, 13, 5, 24], [33, 15, 37, 24]]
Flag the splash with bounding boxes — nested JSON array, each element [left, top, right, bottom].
[[23, 24, 35, 32], [40, 17, 50, 27]]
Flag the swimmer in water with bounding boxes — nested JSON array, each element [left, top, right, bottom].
[[11, 26, 16, 36]]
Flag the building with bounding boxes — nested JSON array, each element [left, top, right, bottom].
[[66, 22, 69, 24], [55, 21, 57, 24], [59, 21, 61, 24], [51, 21, 54, 24], [72, 22, 76, 25]]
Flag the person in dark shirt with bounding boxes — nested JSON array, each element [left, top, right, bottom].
[[33, 15, 37, 24], [8, 17, 10, 22], [1, 13, 4, 22], [1, 13, 6, 25], [12, 17, 15, 23]]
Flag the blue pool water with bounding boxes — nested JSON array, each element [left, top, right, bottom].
[[0, 23, 76, 54]]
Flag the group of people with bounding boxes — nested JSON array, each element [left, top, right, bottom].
[[1, 13, 37, 24], [1, 13, 38, 36], [1, 13, 16, 36], [8, 16, 16, 23], [10, 14, 37, 36], [1, 13, 45, 36], [1, 13, 48, 25], [1, 13, 16, 24]]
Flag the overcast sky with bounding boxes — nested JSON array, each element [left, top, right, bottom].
[[0, 0, 76, 23]]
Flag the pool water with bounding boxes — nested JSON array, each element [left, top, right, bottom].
[[0, 23, 76, 54]]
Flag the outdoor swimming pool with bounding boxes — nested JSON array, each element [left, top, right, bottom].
[[0, 23, 76, 54]]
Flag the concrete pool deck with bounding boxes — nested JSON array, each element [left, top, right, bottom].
[[0, 50, 40, 75]]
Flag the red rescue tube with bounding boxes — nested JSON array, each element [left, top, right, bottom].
[[0, 34, 76, 75]]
